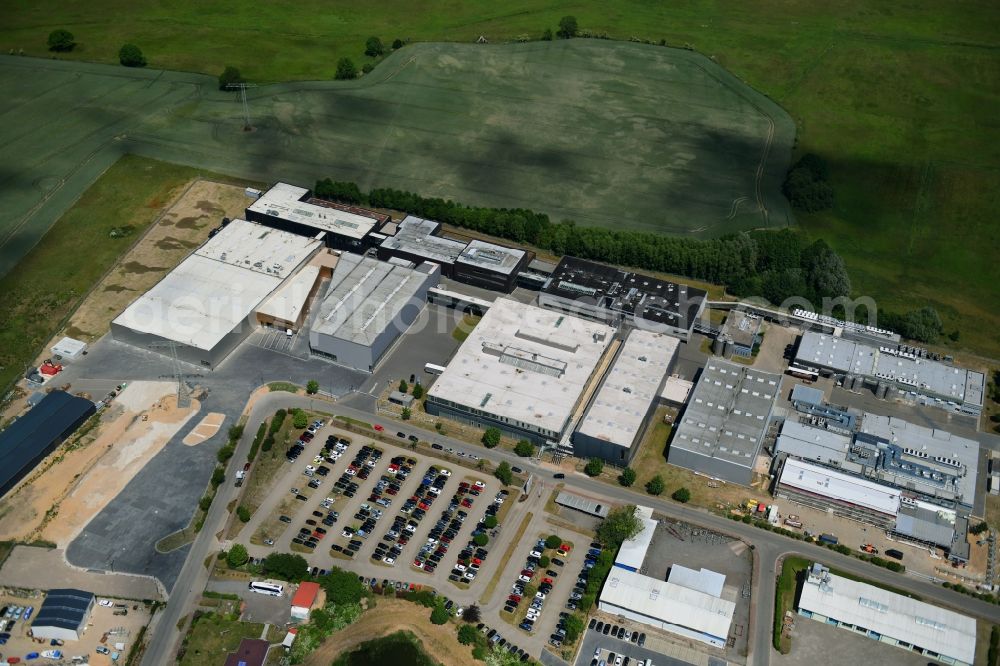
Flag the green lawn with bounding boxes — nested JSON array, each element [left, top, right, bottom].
[[179, 613, 263, 666], [0, 155, 246, 394], [774, 556, 809, 653], [1, 1, 998, 355]]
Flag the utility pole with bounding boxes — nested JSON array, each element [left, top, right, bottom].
[[225, 82, 258, 131]]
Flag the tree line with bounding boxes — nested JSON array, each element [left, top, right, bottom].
[[314, 177, 853, 305]]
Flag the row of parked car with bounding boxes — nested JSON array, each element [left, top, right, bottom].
[[476, 623, 531, 663], [589, 618, 647, 646], [378, 464, 450, 570], [364, 456, 419, 564], [508, 538, 570, 641], [446, 483, 502, 582]]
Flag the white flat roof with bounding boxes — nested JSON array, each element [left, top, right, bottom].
[[248, 182, 377, 240], [52, 337, 87, 356], [256, 265, 321, 324], [660, 376, 693, 404], [114, 220, 319, 350], [576, 330, 678, 449], [668, 565, 726, 598], [799, 564, 975, 664], [600, 568, 735, 641], [614, 514, 658, 571], [456, 239, 526, 275], [427, 298, 614, 437], [780, 457, 900, 517]]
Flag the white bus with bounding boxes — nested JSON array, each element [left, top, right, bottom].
[[248, 581, 284, 596], [424, 363, 447, 376]]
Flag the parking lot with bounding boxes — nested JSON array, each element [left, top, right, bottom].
[[0, 591, 151, 665], [577, 627, 707, 666]]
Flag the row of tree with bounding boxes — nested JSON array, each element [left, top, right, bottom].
[[46, 29, 147, 67], [314, 178, 854, 305]]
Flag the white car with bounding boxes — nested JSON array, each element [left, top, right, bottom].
[[530, 550, 542, 558], [455, 563, 467, 572], [383, 556, 395, 565], [474, 480, 485, 489], [305, 465, 316, 472], [97, 599, 114, 608], [464, 571, 476, 580], [518, 575, 531, 583], [615, 657, 623, 666], [594, 648, 601, 659], [535, 591, 546, 599], [437, 468, 451, 477], [455, 606, 464, 617]]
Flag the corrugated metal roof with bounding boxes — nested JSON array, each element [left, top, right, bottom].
[[780, 458, 901, 517], [32, 588, 93, 631]]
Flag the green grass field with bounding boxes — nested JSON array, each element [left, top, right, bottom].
[[1, 1, 998, 356]]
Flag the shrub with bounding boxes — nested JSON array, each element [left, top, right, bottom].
[[401, 407, 412, 420], [261, 434, 275, 452], [563, 614, 584, 643], [458, 623, 478, 644], [671, 487, 691, 503], [494, 461, 513, 485], [482, 427, 501, 448], [584, 458, 604, 477], [646, 474, 665, 496], [247, 422, 266, 461], [269, 410, 286, 434], [392, 38, 404, 49], [199, 495, 213, 511], [412, 384, 424, 399], [47, 29, 75, 52], [557, 16, 578, 39], [292, 409, 308, 429], [618, 467, 636, 487], [473, 533, 489, 547], [514, 440, 535, 457], [211, 466, 225, 487], [262, 552, 309, 581], [118, 43, 146, 67], [538, 555, 550, 568], [544, 534, 562, 550], [365, 36, 385, 57], [399, 379, 409, 393], [542, 28, 553, 41], [306, 380, 319, 394], [362, 63, 374, 74], [217, 444, 235, 463], [483, 515, 498, 529], [236, 506, 251, 522], [227, 544, 249, 568], [430, 604, 450, 625], [335, 57, 357, 80], [218, 65, 243, 90]]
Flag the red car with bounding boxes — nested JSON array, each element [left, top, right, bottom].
[[520, 569, 535, 577], [461, 498, 473, 508], [373, 424, 384, 432], [508, 594, 521, 603], [542, 577, 554, 585]]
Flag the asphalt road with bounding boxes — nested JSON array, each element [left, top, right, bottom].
[[144, 393, 1000, 666]]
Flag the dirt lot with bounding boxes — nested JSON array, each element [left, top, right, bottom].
[[0, 381, 198, 546], [0, 589, 152, 664], [302, 598, 473, 666]]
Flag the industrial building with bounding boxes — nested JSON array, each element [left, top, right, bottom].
[[425, 298, 614, 444], [377, 216, 466, 275], [29, 589, 95, 641], [453, 240, 530, 293], [309, 253, 440, 372], [776, 457, 901, 528], [245, 183, 380, 250], [538, 256, 707, 341], [715, 310, 763, 357], [255, 264, 322, 332], [668, 361, 782, 485], [794, 331, 985, 415], [112, 220, 320, 368], [599, 567, 735, 649], [0, 391, 96, 497], [797, 563, 975, 666], [572, 330, 679, 464]]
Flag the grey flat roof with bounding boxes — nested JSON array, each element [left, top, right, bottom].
[[790, 384, 825, 406], [248, 183, 378, 240], [721, 310, 762, 348], [380, 215, 466, 265], [575, 329, 678, 449], [456, 239, 526, 275], [775, 420, 856, 468], [555, 491, 610, 517], [672, 360, 781, 469], [795, 332, 984, 407], [895, 500, 957, 547], [311, 253, 437, 346]]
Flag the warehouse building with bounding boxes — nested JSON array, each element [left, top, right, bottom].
[[794, 331, 985, 416], [425, 298, 614, 444], [776, 457, 901, 528], [0, 391, 96, 497], [573, 330, 678, 464], [797, 563, 975, 666], [538, 256, 707, 341], [112, 220, 320, 368], [599, 567, 735, 649], [30, 588, 95, 642], [453, 240, 530, 292], [255, 264, 323, 332], [245, 183, 380, 250], [309, 253, 440, 372], [377, 216, 466, 277], [668, 361, 781, 485], [612, 507, 658, 572], [717, 310, 763, 357]]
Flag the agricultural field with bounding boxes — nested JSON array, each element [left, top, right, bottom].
[[0, 1, 998, 355]]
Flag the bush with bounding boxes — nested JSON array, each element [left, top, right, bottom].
[[306, 380, 319, 394], [236, 506, 251, 522], [210, 466, 225, 487], [473, 533, 489, 547], [483, 515, 498, 529], [671, 487, 691, 503], [494, 461, 513, 486], [401, 407, 412, 420], [646, 474, 665, 496], [269, 410, 286, 434], [458, 623, 478, 644], [227, 544, 249, 568], [514, 440, 535, 457], [218, 66, 243, 90], [538, 555, 550, 568], [563, 614, 584, 643], [262, 552, 309, 581], [118, 43, 146, 67], [557, 16, 578, 39], [365, 36, 385, 57], [292, 409, 308, 429], [783, 154, 833, 212], [584, 458, 604, 477], [47, 29, 75, 52], [247, 422, 266, 462], [227, 423, 244, 442], [392, 38, 404, 49], [199, 495, 213, 511], [618, 467, 636, 487], [971, 521, 990, 535], [482, 427, 501, 448], [412, 383, 424, 399], [335, 57, 357, 80], [544, 534, 562, 550], [430, 604, 450, 625], [261, 433, 274, 452], [217, 444, 235, 463], [399, 379, 408, 393], [319, 568, 366, 604], [542, 28, 553, 41]]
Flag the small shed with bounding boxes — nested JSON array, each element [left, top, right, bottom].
[[290, 582, 320, 620], [388, 391, 415, 407], [51, 337, 88, 360]]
